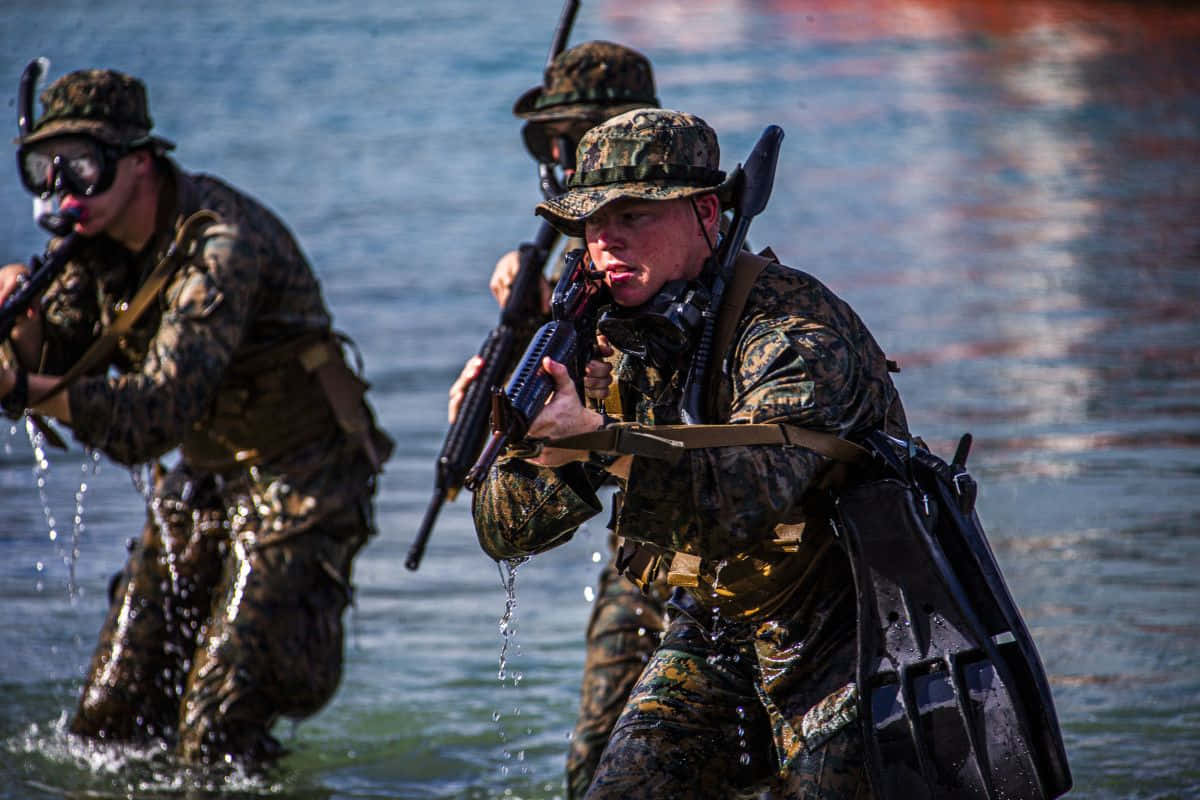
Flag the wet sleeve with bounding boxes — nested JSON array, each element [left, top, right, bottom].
[[36, 256, 100, 374], [618, 316, 872, 561], [65, 224, 257, 464], [472, 458, 605, 561]]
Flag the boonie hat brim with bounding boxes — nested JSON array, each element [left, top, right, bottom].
[[19, 117, 175, 151], [536, 180, 728, 238]]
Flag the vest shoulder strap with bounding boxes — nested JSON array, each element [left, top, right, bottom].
[[705, 248, 775, 419]]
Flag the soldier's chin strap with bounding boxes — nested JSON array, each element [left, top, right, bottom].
[[689, 196, 719, 262]]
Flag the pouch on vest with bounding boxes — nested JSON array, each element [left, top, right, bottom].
[[833, 431, 1072, 800]]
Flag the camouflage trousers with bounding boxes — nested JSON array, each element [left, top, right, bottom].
[[566, 561, 667, 799], [584, 604, 871, 800], [69, 464, 370, 765]]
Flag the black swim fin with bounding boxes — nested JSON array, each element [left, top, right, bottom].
[[833, 431, 1071, 800]]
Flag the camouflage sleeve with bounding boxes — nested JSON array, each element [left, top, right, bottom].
[[37, 255, 101, 374], [472, 458, 605, 561], [65, 224, 253, 464], [618, 315, 871, 560]]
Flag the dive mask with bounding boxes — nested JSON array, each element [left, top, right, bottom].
[[17, 134, 144, 199]]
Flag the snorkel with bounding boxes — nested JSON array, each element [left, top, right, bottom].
[[18, 58, 80, 236]]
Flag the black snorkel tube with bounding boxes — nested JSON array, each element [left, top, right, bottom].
[[18, 57, 45, 138], [18, 57, 79, 237]]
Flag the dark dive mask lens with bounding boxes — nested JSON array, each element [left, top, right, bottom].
[[17, 137, 120, 198]]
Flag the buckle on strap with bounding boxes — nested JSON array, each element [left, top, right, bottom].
[[547, 423, 687, 464], [611, 425, 687, 463]]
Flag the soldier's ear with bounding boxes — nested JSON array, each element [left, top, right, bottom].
[[694, 193, 721, 230]]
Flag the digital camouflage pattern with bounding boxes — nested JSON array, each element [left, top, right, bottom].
[[536, 109, 727, 237], [513, 41, 659, 123], [36, 159, 387, 764], [566, 555, 669, 799], [474, 259, 907, 796], [19, 68, 174, 150]]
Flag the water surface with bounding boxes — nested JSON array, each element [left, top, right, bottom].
[[1, 1, 1197, 798]]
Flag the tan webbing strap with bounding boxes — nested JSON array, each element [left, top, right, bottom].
[[706, 248, 774, 418], [31, 210, 221, 407], [298, 335, 388, 472], [550, 421, 871, 466]]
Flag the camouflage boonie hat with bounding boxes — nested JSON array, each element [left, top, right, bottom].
[[536, 108, 726, 236], [18, 69, 174, 150], [513, 41, 659, 123]]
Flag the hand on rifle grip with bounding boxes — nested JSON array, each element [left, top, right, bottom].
[[491, 249, 552, 312], [448, 355, 485, 423]]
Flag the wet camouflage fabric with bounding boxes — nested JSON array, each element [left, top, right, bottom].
[[37, 160, 382, 763], [567, 556, 669, 799], [20, 68, 173, 150], [513, 41, 659, 123], [536, 109, 727, 237], [586, 605, 869, 799], [474, 258, 907, 795], [71, 464, 368, 764]]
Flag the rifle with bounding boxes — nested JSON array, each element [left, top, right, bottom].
[[1, 218, 81, 343], [463, 249, 608, 492], [679, 125, 784, 424], [404, 0, 581, 571], [405, 223, 560, 569]]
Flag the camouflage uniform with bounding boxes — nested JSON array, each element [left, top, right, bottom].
[[512, 43, 668, 798], [474, 109, 907, 797], [13, 70, 390, 765]]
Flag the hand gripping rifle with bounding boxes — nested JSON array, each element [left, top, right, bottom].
[[679, 125, 784, 425], [405, 223, 560, 570], [404, 0, 581, 571], [463, 249, 608, 492]]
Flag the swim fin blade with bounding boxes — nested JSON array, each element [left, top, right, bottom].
[[834, 433, 1071, 800]]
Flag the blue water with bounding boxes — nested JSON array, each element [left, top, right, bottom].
[[1, 1, 1198, 798]]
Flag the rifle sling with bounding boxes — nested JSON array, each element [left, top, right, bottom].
[[31, 210, 220, 408], [549, 422, 871, 466]]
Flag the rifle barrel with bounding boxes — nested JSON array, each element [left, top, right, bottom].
[[406, 489, 447, 570]]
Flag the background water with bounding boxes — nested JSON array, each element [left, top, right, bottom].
[[1, 1, 1198, 798]]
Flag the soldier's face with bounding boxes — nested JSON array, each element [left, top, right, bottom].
[[585, 194, 719, 308]]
